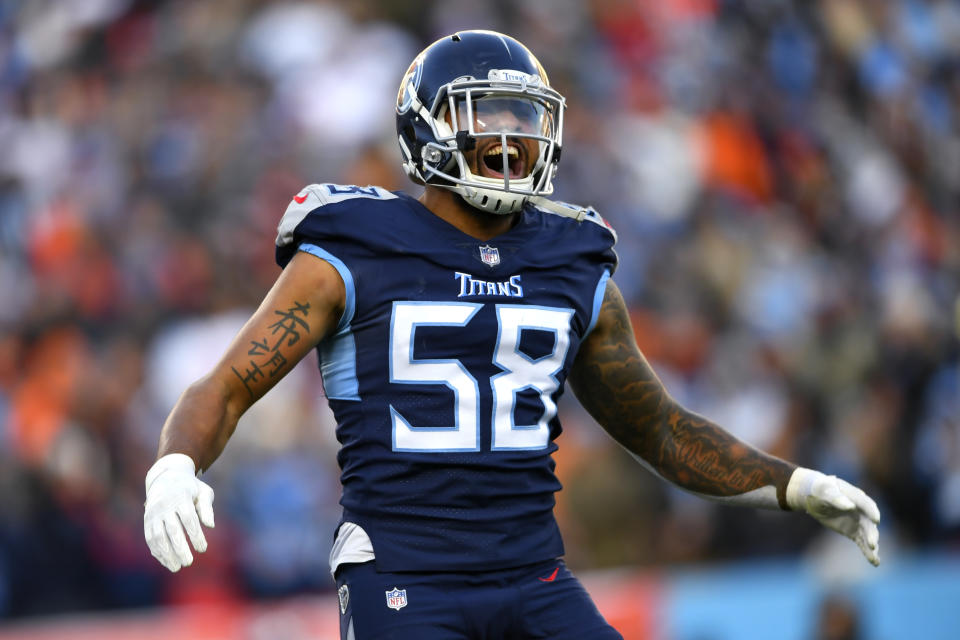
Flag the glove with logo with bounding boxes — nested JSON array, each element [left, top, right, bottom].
[[143, 453, 215, 572], [786, 467, 881, 566]]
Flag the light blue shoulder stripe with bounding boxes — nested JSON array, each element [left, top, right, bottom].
[[298, 243, 355, 331], [585, 269, 611, 337], [298, 243, 359, 400]]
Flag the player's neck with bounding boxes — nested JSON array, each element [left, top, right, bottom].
[[418, 187, 519, 241]]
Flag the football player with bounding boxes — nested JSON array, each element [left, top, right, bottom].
[[144, 30, 880, 639]]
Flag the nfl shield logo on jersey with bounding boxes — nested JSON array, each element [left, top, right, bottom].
[[479, 244, 500, 266], [385, 587, 407, 611]]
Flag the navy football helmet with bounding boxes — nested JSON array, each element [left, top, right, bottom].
[[396, 30, 565, 215]]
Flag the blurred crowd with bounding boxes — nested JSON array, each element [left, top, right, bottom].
[[0, 0, 957, 620]]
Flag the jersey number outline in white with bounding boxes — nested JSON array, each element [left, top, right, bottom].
[[389, 301, 574, 452]]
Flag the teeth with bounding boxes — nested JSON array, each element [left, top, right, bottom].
[[484, 144, 519, 158]]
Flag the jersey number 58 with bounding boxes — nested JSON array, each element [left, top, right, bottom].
[[389, 301, 574, 452]]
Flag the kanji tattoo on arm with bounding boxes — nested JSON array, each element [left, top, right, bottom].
[[268, 301, 311, 348], [569, 282, 796, 509], [232, 300, 312, 399]]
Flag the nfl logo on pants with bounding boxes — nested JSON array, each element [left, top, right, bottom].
[[385, 587, 407, 611]]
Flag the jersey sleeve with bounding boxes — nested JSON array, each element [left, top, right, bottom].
[[530, 198, 619, 277], [274, 183, 398, 268], [580, 205, 619, 276], [583, 221, 617, 337]]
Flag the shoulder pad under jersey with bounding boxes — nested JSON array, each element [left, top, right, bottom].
[[275, 183, 397, 248], [529, 197, 618, 244]]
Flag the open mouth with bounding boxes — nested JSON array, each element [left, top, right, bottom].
[[478, 140, 527, 180]]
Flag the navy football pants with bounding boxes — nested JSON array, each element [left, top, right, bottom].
[[335, 558, 623, 639]]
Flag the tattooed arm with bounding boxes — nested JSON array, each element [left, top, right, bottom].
[[569, 279, 796, 509], [156, 251, 345, 472], [568, 280, 881, 565], [145, 250, 345, 571]]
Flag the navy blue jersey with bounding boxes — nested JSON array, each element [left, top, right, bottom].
[[275, 184, 617, 573]]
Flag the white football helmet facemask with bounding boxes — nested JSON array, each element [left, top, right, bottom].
[[396, 31, 566, 215]]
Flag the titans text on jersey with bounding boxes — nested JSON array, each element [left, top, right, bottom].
[[275, 183, 617, 573], [455, 272, 523, 297]]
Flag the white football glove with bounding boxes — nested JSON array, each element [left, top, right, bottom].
[[144, 453, 215, 572], [786, 467, 881, 566]]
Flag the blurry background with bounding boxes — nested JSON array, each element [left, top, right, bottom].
[[0, 0, 958, 638]]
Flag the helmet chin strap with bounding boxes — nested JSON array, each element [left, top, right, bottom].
[[527, 196, 588, 221], [442, 132, 533, 215], [441, 182, 527, 215], [438, 181, 588, 222], [431, 120, 576, 218]]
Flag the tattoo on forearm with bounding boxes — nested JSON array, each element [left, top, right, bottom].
[[570, 284, 794, 509], [231, 301, 312, 398]]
